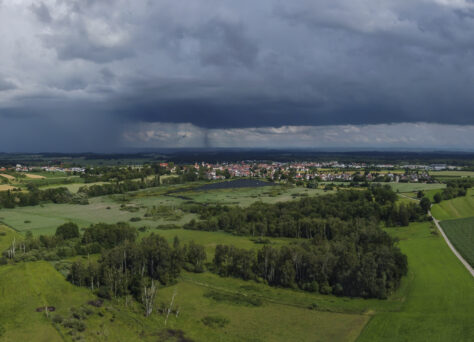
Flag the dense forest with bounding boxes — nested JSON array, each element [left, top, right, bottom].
[[213, 227, 407, 299], [184, 185, 429, 237]]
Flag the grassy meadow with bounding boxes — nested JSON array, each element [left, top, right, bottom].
[[440, 217, 474, 267], [357, 221, 474, 342], [431, 188, 474, 220], [373, 182, 446, 193]]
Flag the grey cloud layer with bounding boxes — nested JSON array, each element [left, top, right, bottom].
[[0, 0, 474, 150]]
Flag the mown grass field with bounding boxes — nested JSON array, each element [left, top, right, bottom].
[[357, 222, 474, 342], [440, 217, 474, 267], [431, 188, 474, 220]]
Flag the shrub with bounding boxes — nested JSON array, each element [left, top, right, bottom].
[[202, 315, 230, 328], [52, 314, 64, 324]]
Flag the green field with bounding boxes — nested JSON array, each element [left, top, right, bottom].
[[430, 171, 474, 177], [0, 224, 22, 252], [357, 222, 474, 342], [440, 217, 474, 267], [0, 195, 197, 236], [373, 182, 446, 193], [431, 188, 474, 220], [0, 260, 370, 341], [39, 181, 109, 193], [155, 229, 295, 258]]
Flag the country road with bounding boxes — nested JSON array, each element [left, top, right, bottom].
[[398, 193, 473, 277], [429, 211, 474, 277]]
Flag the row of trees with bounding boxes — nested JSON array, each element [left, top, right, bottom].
[[68, 234, 206, 301], [0, 186, 87, 209], [434, 178, 473, 203]]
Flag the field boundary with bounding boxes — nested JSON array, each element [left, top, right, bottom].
[[430, 212, 474, 277]]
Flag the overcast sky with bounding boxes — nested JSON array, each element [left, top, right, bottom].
[[0, 0, 473, 152]]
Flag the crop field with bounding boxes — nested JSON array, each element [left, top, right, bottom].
[[431, 188, 474, 220], [372, 182, 446, 193], [440, 217, 474, 267], [24, 173, 45, 179], [0, 174, 15, 180], [429, 170, 474, 178], [0, 185, 16, 192], [357, 222, 474, 342]]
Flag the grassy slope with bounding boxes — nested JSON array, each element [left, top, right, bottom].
[[357, 222, 474, 342], [440, 217, 474, 267], [0, 225, 22, 252], [431, 188, 474, 220], [0, 262, 94, 342], [0, 261, 370, 342]]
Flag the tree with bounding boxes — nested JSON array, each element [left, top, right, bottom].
[[55, 222, 80, 240], [433, 193, 442, 203], [420, 197, 431, 213]]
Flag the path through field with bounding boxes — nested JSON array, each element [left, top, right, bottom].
[[398, 193, 473, 277], [430, 211, 474, 277]]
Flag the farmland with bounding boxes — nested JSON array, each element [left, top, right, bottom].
[[0, 185, 16, 192], [440, 217, 474, 267]]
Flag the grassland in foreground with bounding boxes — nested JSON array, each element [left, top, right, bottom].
[[357, 222, 474, 342], [0, 259, 370, 342]]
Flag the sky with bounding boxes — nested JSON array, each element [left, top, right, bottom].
[[0, 0, 474, 152]]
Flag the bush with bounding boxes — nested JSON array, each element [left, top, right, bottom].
[[202, 315, 230, 328], [52, 314, 64, 324], [319, 282, 332, 295]]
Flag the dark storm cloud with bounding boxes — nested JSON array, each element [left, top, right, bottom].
[[1, 0, 474, 151]]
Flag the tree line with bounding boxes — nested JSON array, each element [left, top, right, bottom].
[[434, 178, 473, 203], [184, 185, 429, 238], [212, 223, 407, 299]]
